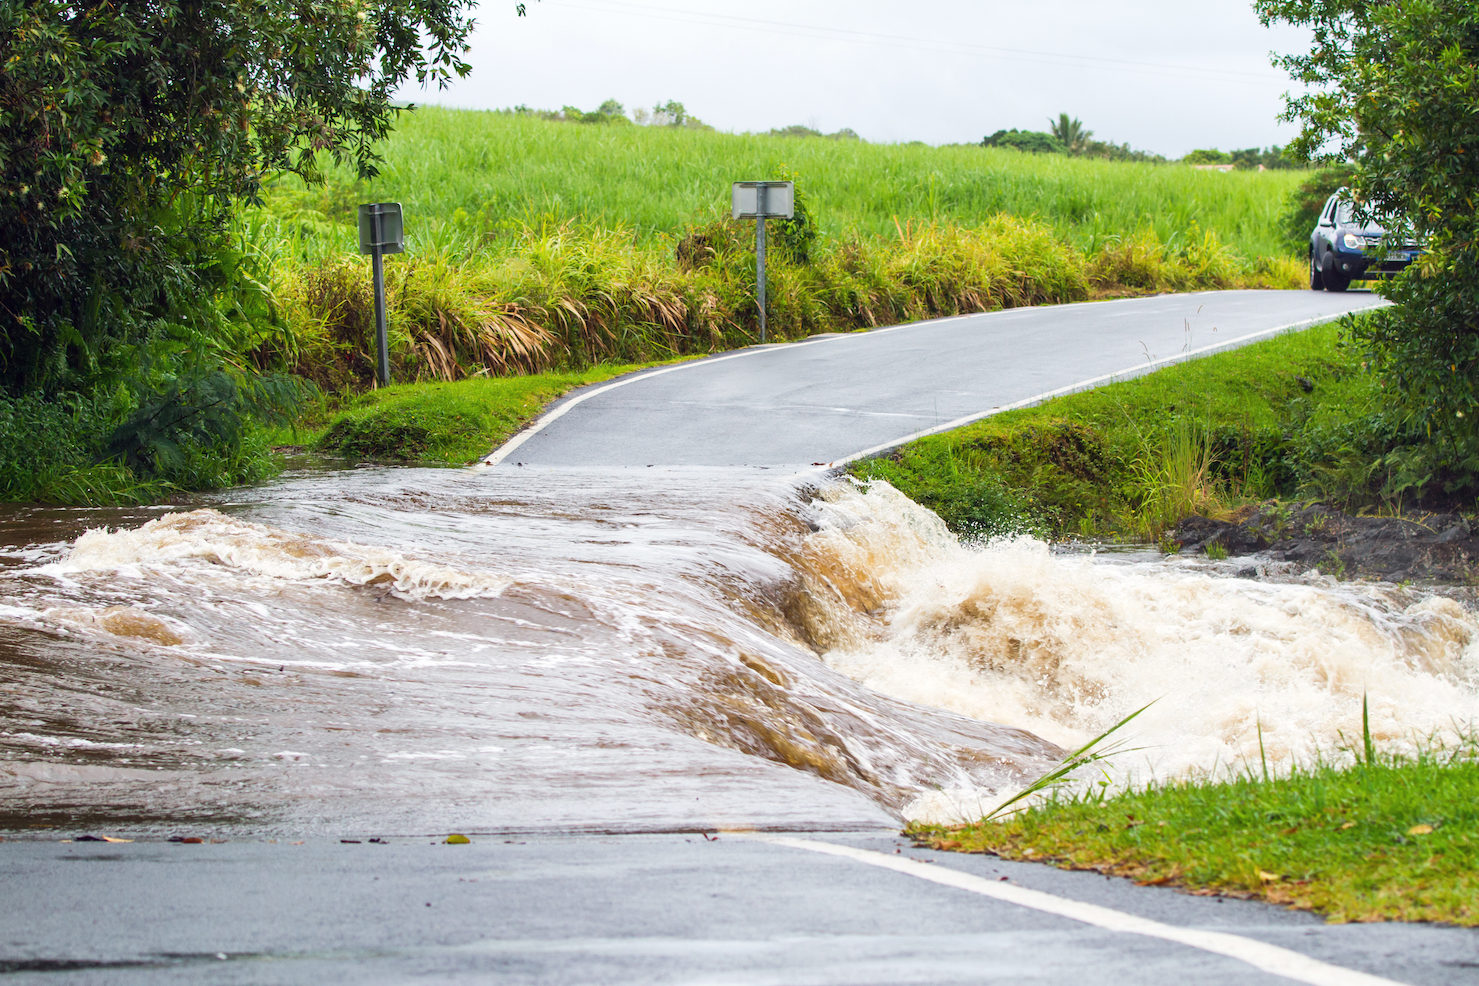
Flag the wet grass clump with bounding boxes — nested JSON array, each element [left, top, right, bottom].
[[910, 743, 1479, 925]]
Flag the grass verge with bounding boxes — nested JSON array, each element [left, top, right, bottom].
[[250, 212, 1303, 395], [909, 747, 1479, 925], [284, 362, 671, 464], [850, 320, 1381, 540]]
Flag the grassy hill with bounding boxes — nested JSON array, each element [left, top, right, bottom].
[[266, 107, 1304, 260]]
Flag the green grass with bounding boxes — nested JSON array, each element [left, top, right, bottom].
[[229, 107, 1312, 400], [850, 321, 1377, 539], [265, 107, 1306, 260], [301, 362, 664, 464], [910, 745, 1479, 925]]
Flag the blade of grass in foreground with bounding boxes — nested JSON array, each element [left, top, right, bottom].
[[983, 700, 1156, 821]]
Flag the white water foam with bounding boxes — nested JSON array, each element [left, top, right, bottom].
[[801, 481, 1479, 822], [41, 508, 513, 601]]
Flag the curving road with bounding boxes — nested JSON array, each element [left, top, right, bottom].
[[12, 288, 1461, 986], [488, 289, 1384, 469]]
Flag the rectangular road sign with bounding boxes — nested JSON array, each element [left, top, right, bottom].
[[732, 181, 795, 219], [358, 202, 405, 255]]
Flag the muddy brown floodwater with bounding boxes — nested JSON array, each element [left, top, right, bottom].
[[0, 466, 1475, 836]]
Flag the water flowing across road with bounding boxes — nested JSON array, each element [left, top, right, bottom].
[[3, 291, 1474, 837]]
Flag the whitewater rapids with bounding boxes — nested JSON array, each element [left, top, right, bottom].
[[0, 467, 1473, 833]]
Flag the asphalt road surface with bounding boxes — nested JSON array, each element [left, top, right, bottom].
[[3, 833, 1474, 985], [489, 289, 1384, 469], [8, 289, 1469, 986]]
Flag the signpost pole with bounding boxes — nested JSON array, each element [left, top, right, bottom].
[[755, 185, 768, 344], [730, 181, 790, 347], [371, 212, 390, 387], [359, 202, 403, 388]]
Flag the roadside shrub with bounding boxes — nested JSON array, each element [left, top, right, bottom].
[[281, 260, 380, 392], [1279, 165, 1355, 254], [1088, 230, 1171, 291]]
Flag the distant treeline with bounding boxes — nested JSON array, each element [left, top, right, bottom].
[[1182, 147, 1300, 170], [983, 114, 1301, 168], [982, 114, 1165, 162], [983, 128, 1165, 163], [501, 100, 861, 142], [498, 102, 1295, 167], [503, 99, 714, 130]]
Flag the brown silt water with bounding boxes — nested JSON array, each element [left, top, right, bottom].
[[0, 466, 1474, 835]]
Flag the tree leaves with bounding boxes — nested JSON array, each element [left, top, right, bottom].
[[0, 0, 477, 394], [1258, 0, 1479, 463]]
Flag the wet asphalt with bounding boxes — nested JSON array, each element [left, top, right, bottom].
[[495, 289, 1383, 469], [2, 832, 1476, 985], [6, 289, 1472, 985]]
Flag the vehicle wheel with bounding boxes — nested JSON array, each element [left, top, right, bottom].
[[1310, 252, 1325, 290], [1321, 252, 1350, 293]]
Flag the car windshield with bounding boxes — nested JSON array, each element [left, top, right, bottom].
[[1335, 200, 1387, 233]]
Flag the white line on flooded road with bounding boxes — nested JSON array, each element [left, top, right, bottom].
[[744, 834, 1411, 986]]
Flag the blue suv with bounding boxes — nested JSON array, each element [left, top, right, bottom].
[[1310, 190, 1420, 292]]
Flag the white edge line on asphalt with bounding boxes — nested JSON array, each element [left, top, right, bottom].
[[480, 295, 1207, 466], [481, 335, 842, 466], [825, 308, 1380, 468], [482, 298, 1386, 468], [745, 835, 1410, 986]]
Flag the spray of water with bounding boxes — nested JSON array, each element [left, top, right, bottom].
[[795, 480, 1479, 821]]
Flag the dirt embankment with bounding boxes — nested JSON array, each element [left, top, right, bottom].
[[1176, 504, 1479, 583]]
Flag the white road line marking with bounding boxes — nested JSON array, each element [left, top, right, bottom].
[[482, 297, 1386, 469], [824, 310, 1380, 468], [481, 337, 841, 466], [748, 835, 1410, 986]]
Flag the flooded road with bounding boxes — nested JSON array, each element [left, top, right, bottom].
[[1, 464, 1475, 837]]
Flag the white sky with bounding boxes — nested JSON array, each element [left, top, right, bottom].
[[402, 0, 1313, 157]]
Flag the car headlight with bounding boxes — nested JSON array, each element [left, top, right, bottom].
[[1343, 232, 1362, 249]]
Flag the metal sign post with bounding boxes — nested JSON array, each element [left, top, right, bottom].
[[357, 202, 405, 387], [731, 181, 794, 344]]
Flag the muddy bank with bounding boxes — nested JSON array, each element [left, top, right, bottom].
[[1176, 504, 1479, 583]]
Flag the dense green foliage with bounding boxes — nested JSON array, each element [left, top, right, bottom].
[[1279, 164, 1356, 251], [0, 0, 475, 498], [914, 741, 1479, 925], [851, 322, 1394, 539], [1259, 0, 1479, 504]]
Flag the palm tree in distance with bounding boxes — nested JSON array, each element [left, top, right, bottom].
[[1050, 113, 1093, 155]]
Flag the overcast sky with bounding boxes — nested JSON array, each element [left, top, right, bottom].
[[401, 0, 1313, 157]]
